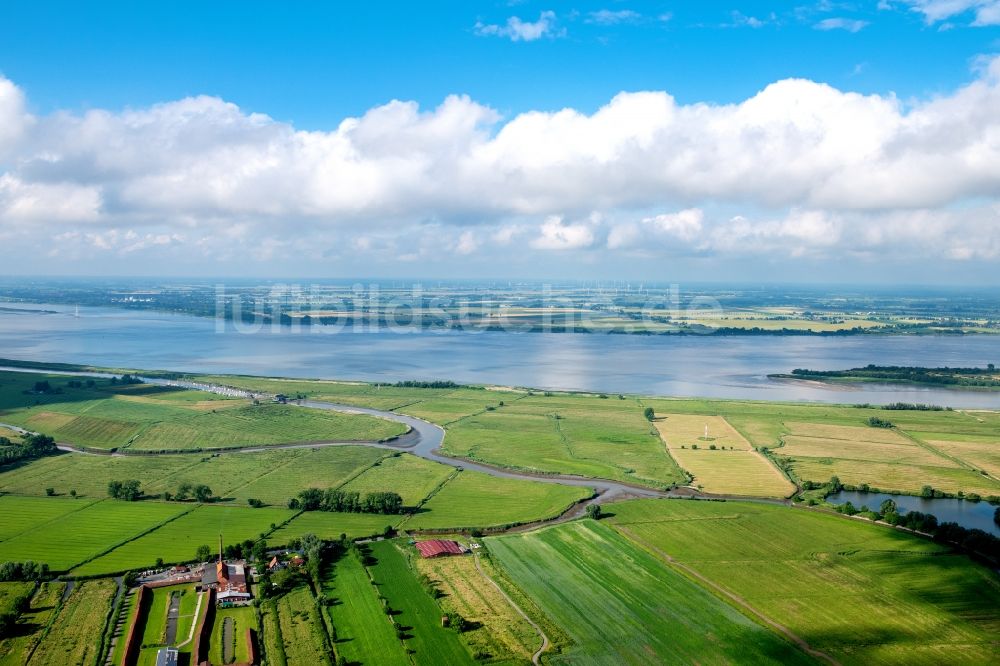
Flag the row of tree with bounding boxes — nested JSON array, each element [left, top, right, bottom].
[[0, 433, 57, 465], [289, 488, 404, 514], [166, 482, 213, 502]]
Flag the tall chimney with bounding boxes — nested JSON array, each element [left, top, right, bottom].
[[219, 534, 223, 563]]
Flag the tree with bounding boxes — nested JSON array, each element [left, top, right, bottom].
[[155, 558, 164, 568], [643, 407, 655, 421], [252, 540, 269, 564], [193, 485, 213, 503], [32, 380, 52, 394], [195, 544, 212, 562], [175, 482, 193, 501], [828, 476, 843, 493], [69, 489, 77, 498], [247, 498, 264, 508], [920, 485, 934, 499], [586, 504, 602, 520], [45, 487, 55, 496], [879, 499, 898, 516]]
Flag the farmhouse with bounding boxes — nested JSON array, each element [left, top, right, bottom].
[[201, 538, 252, 605], [415, 539, 465, 558]]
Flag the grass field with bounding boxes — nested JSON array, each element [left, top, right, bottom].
[[260, 599, 286, 666], [404, 470, 591, 530], [321, 548, 410, 666], [366, 540, 472, 665], [654, 414, 794, 497], [0, 498, 185, 571], [919, 436, 1000, 479], [488, 520, 813, 664], [607, 499, 1000, 665], [74, 504, 295, 575], [0, 495, 93, 540], [0, 582, 65, 666], [340, 453, 454, 507], [27, 579, 116, 666], [414, 548, 539, 663], [273, 586, 331, 666], [0, 370, 404, 451], [269, 511, 400, 543]]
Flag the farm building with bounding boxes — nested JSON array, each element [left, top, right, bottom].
[[416, 539, 465, 558], [201, 537, 251, 604]]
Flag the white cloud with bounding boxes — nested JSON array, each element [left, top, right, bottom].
[[897, 1, 1000, 25], [530, 216, 595, 250], [814, 17, 870, 31], [587, 10, 642, 25], [474, 11, 563, 41], [2, 57, 1000, 269]]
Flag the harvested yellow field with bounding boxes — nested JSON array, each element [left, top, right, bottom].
[[655, 414, 750, 450], [784, 422, 907, 444], [790, 458, 1000, 496], [654, 415, 794, 497], [415, 552, 539, 662], [925, 439, 1000, 478], [779, 435, 958, 467]]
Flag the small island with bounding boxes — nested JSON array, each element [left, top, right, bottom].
[[770, 364, 1000, 390]]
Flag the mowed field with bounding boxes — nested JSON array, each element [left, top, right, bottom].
[[608, 499, 1000, 665], [74, 504, 295, 575], [488, 520, 813, 664], [405, 470, 592, 530], [776, 421, 999, 495], [269, 510, 400, 543], [26, 579, 116, 666], [0, 370, 405, 452], [321, 549, 410, 666], [0, 497, 185, 571], [366, 540, 473, 665], [654, 414, 794, 497], [414, 547, 540, 663], [339, 453, 454, 507]]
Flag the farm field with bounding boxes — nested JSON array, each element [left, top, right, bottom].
[[414, 547, 539, 663], [488, 520, 813, 664], [404, 470, 592, 530], [269, 510, 400, 543], [917, 435, 1000, 478], [74, 504, 295, 575], [272, 586, 331, 666], [0, 499, 185, 571], [0, 370, 404, 452], [608, 499, 1000, 665], [365, 540, 472, 665], [440, 394, 687, 489], [339, 452, 454, 507], [321, 548, 410, 666], [0, 582, 65, 666], [27, 579, 116, 666], [0, 495, 93, 540], [654, 414, 794, 497]]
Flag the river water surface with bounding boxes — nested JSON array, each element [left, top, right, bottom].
[[827, 490, 1000, 537], [1, 303, 1000, 407]]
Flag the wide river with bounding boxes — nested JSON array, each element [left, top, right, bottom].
[[2, 303, 1000, 407]]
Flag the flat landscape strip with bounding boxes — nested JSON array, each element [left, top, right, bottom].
[[607, 499, 1000, 665], [321, 549, 410, 666], [275, 586, 331, 666], [487, 520, 815, 665], [366, 540, 473, 665]]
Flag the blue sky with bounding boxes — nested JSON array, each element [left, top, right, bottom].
[[0, 2, 999, 282]]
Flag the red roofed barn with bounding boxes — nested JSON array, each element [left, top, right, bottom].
[[416, 539, 464, 558]]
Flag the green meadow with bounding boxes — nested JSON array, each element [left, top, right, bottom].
[[0, 370, 404, 452], [488, 520, 813, 664], [607, 499, 1000, 665]]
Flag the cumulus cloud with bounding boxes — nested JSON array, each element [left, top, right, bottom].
[[474, 11, 563, 41], [814, 17, 870, 31], [897, 0, 1000, 25], [1, 57, 1000, 270], [530, 216, 595, 250]]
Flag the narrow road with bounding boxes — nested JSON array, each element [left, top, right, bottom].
[[472, 549, 549, 665]]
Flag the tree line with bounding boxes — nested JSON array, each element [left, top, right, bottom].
[[0, 433, 57, 465], [288, 488, 404, 514]]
